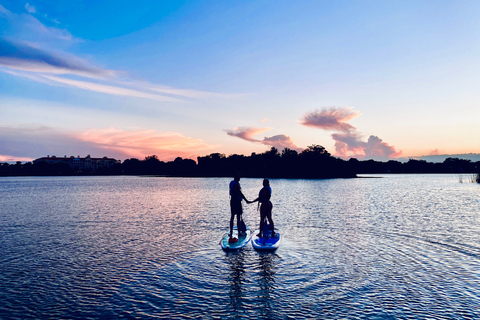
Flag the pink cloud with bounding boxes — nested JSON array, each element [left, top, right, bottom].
[[332, 132, 401, 160], [364, 135, 402, 159], [77, 128, 214, 161], [332, 132, 367, 158], [226, 127, 301, 151], [262, 135, 303, 152], [225, 127, 272, 142], [0, 126, 214, 161], [300, 107, 360, 132], [0, 155, 34, 162], [301, 107, 401, 160]]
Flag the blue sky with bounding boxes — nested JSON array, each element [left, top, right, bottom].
[[1, 0, 479, 162]]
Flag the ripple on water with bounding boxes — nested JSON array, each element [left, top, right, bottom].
[[1, 175, 480, 319]]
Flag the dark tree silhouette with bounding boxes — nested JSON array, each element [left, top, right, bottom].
[[2, 148, 479, 178]]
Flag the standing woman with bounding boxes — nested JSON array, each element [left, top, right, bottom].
[[251, 179, 275, 237]]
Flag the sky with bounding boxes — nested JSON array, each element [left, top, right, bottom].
[[1, 0, 479, 163]]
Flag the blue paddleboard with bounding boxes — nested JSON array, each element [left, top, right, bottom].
[[252, 223, 281, 251]]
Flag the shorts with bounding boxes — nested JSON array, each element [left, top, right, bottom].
[[230, 200, 243, 216]]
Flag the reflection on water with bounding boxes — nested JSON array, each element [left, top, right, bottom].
[[226, 251, 247, 313], [256, 253, 278, 319], [0, 175, 479, 319]]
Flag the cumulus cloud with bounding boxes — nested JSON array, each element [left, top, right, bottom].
[[262, 135, 303, 152], [301, 107, 401, 160], [333, 133, 401, 159], [332, 131, 366, 158], [226, 126, 301, 151], [0, 126, 214, 161]]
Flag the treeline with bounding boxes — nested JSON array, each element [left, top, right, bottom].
[[195, 145, 355, 178], [349, 157, 480, 174], [0, 145, 353, 178], [1, 145, 479, 178]]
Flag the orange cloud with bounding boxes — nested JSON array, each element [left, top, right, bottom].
[[78, 128, 214, 160], [0, 125, 214, 161]]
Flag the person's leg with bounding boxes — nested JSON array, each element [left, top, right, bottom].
[[258, 203, 266, 236], [237, 213, 241, 234], [229, 214, 234, 237], [266, 202, 274, 235], [230, 201, 241, 237]]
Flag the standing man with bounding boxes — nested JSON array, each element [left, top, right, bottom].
[[229, 172, 250, 239]]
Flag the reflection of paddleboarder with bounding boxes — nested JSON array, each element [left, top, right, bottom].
[[250, 179, 275, 237], [229, 173, 250, 239], [226, 251, 247, 312]]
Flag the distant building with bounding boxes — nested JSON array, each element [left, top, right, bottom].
[[34, 155, 120, 171]]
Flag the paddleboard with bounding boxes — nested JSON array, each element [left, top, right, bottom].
[[252, 223, 281, 251], [220, 225, 252, 251]]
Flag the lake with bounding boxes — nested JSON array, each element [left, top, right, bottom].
[[1, 174, 479, 319]]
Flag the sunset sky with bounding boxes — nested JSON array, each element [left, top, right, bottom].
[[1, 0, 479, 163]]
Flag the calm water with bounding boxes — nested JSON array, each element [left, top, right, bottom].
[[0, 174, 479, 319]]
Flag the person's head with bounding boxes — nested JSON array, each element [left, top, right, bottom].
[[263, 178, 270, 187], [234, 172, 241, 181]]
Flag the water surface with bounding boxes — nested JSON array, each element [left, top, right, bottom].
[[1, 174, 479, 319]]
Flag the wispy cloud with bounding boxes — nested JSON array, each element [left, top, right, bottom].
[[226, 126, 301, 151], [301, 107, 401, 160], [0, 4, 72, 42], [0, 4, 241, 102], [24, 3, 36, 14], [0, 154, 34, 162], [146, 83, 246, 100], [42, 75, 182, 102], [226, 127, 272, 142], [0, 39, 116, 79], [78, 128, 215, 160]]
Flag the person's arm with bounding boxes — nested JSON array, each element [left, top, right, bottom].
[[251, 188, 266, 203], [235, 182, 251, 203], [241, 190, 251, 203]]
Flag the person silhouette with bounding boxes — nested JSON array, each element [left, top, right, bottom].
[[251, 178, 275, 237], [229, 172, 250, 239]]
